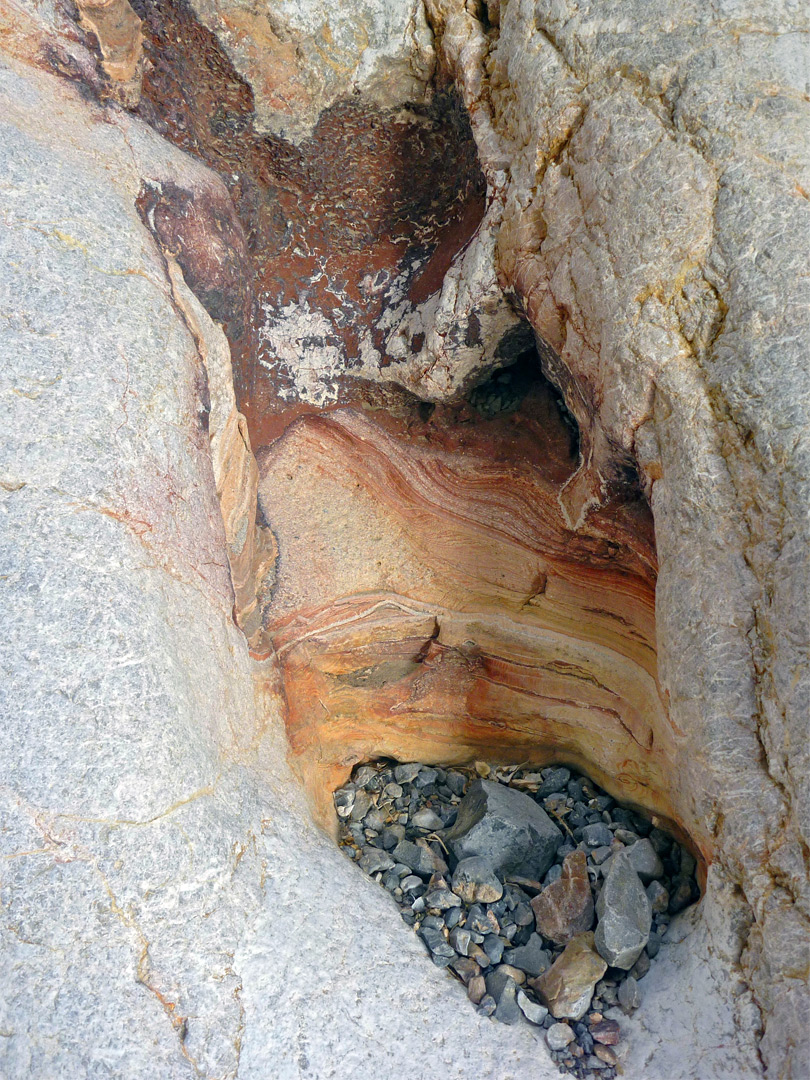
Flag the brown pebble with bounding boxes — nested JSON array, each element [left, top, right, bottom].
[[571, 1045, 584, 1058], [495, 963, 526, 985], [591, 1019, 621, 1045], [588, 1012, 603, 1024], [467, 975, 487, 1005], [595, 1044, 618, 1066]]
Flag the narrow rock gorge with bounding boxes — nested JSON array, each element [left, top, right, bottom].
[[0, 0, 807, 1078]]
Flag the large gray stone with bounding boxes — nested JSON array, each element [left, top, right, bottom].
[[594, 853, 652, 970], [444, 780, 562, 881]]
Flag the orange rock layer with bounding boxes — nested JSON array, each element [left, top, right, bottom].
[[255, 387, 698, 857]]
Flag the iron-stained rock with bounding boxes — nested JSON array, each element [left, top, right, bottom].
[[532, 932, 607, 1020], [531, 850, 594, 945]]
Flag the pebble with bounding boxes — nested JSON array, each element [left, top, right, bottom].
[[617, 975, 641, 1014], [547, 1023, 576, 1051], [537, 768, 571, 797], [646, 879, 669, 914], [451, 856, 504, 904], [503, 934, 551, 977], [335, 757, 699, 1069], [485, 969, 522, 1024], [412, 808, 444, 831], [590, 1019, 620, 1045], [359, 848, 395, 874], [626, 838, 665, 883], [516, 989, 548, 1025], [595, 1045, 618, 1066], [582, 823, 613, 848], [394, 763, 421, 785]]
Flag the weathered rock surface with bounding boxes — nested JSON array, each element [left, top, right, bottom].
[[594, 854, 653, 970], [531, 850, 594, 945], [0, 53, 565, 1080], [533, 932, 607, 1021], [2, 0, 808, 1069], [444, 780, 562, 882]]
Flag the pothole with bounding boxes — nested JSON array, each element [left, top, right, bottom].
[[334, 759, 699, 1079]]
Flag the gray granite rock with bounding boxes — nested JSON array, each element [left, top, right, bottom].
[[445, 780, 562, 881], [594, 854, 652, 969], [626, 839, 665, 883]]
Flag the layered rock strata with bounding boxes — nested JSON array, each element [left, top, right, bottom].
[[0, 0, 807, 1075]]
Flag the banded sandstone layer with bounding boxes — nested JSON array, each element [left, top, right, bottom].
[[0, 0, 807, 1079]]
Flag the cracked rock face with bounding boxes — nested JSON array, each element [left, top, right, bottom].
[[0, 0, 808, 1076]]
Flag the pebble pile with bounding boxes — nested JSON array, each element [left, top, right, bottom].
[[335, 761, 700, 1079]]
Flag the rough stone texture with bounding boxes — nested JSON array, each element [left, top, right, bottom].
[[444, 780, 562, 882], [0, 55, 564, 1080], [531, 849, 594, 945], [594, 853, 653, 970], [532, 932, 607, 1021], [187, 0, 436, 142], [425, 0, 810, 1071]]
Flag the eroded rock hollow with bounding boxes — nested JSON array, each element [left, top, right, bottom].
[[0, 0, 807, 1077]]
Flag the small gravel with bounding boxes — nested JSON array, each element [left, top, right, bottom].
[[334, 759, 700, 1080]]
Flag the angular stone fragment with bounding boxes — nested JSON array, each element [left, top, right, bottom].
[[412, 808, 444, 831], [444, 779, 562, 880], [581, 823, 613, 848], [531, 850, 594, 945], [532, 932, 607, 1020], [546, 1023, 575, 1050], [391, 839, 435, 876], [594, 853, 651, 970], [451, 856, 504, 904], [537, 767, 571, 797], [423, 885, 462, 911], [448, 926, 473, 956], [394, 763, 421, 784], [618, 975, 641, 1013], [590, 1019, 620, 1045], [625, 838, 664, 882], [467, 975, 487, 1004], [503, 933, 551, 977], [450, 956, 480, 984], [358, 847, 395, 874], [418, 925, 455, 964], [646, 879, 669, 913], [516, 990, 548, 1025], [484, 969, 521, 1024]]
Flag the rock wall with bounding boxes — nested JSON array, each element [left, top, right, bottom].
[[0, 0, 807, 1076]]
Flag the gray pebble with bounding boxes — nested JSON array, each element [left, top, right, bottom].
[[394, 763, 421, 785], [582, 823, 614, 848], [411, 808, 444, 831], [516, 990, 548, 1025], [446, 771, 467, 796], [618, 975, 641, 1013], [359, 848, 395, 874], [546, 1023, 575, 1050], [415, 767, 439, 788]]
